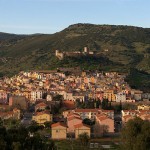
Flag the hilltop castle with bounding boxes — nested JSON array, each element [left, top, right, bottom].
[[55, 47, 95, 60]]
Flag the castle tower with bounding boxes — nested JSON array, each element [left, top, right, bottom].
[[55, 50, 59, 57], [84, 47, 89, 53]]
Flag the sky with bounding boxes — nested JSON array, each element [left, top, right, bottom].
[[0, 0, 149, 34]]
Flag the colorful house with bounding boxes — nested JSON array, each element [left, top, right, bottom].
[[51, 122, 67, 139], [74, 123, 91, 138], [95, 114, 114, 133], [32, 111, 52, 124]]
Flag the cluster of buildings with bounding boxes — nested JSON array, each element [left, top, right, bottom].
[[0, 69, 149, 105], [51, 105, 150, 139], [122, 104, 150, 124], [51, 108, 114, 139], [0, 68, 150, 139]]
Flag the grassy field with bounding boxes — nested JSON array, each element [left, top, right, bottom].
[[54, 138, 121, 150]]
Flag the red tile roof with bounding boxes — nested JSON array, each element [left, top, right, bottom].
[[67, 112, 80, 117], [74, 109, 100, 113], [67, 116, 82, 121], [74, 123, 90, 129], [36, 102, 47, 107], [34, 111, 50, 116], [51, 122, 67, 128], [96, 114, 111, 121], [100, 109, 114, 113]]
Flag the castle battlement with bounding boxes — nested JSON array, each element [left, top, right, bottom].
[[55, 47, 95, 60]]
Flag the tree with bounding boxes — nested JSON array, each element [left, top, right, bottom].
[[53, 94, 63, 102], [44, 121, 52, 128], [12, 142, 21, 150], [78, 132, 90, 146], [0, 118, 3, 126], [0, 138, 6, 150], [82, 118, 95, 126], [102, 99, 109, 109], [121, 117, 150, 150]]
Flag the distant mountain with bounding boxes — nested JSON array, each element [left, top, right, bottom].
[[0, 32, 26, 40], [0, 23, 150, 91]]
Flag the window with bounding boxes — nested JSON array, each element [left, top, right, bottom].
[[56, 130, 59, 133]]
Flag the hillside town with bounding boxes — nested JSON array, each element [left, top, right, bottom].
[[0, 68, 150, 141]]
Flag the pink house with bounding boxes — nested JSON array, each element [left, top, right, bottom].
[[74, 123, 91, 138], [95, 114, 114, 133], [67, 115, 82, 133]]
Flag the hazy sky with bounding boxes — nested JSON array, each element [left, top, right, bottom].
[[0, 0, 149, 34]]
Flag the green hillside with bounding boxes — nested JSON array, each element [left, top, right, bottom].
[[0, 23, 150, 91]]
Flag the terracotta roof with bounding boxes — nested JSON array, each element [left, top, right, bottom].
[[36, 102, 47, 107], [96, 114, 111, 121], [51, 122, 67, 128], [139, 110, 150, 113], [74, 109, 100, 113], [101, 109, 114, 112], [67, 112, 80, 117], [74, 123, 90, 129], [34, 111, 50, 116], [122, 110, 137, 113], [123, 115, 134, 120], [62, 101, 75, 109], [67, 116, 82, 121]]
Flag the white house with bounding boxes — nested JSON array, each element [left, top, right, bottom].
[[115, 92, 126, 102]]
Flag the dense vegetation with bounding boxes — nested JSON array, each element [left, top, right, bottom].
[[121, 117, 150, 150], [0, 23, 150, 91], [0, 122, 55, 150]]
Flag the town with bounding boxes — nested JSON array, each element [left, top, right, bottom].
[[0, 67, 150, 148]]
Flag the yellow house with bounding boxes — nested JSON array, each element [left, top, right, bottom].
[[74, 123, 91, 139], [32, 111, 52, 124], [51, 122, 67, 139], [103, 90, 116, 102]]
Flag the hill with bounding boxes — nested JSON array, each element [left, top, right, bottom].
[[0, 32, 26, 40], [0, 23, 150, 91]]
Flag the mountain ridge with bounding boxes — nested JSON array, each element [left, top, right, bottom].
[[0, 23, 150, 74]]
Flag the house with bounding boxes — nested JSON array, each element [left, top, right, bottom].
[[121, 110, 138, 117], [63, 109, 114, 121], [30, 90, 43, 103], [63, 109, 97, 120], [0, 111, 14, 120], [99, 109, 114, 120], [74, 109, 100, 120], [51, 122, 67, 139], [103, 90, 116, 102], [131, 90, 143, 101], [67, 114, 82, 133], [35, 102, 48, 112], [137, 110, 150, 122], [32, 111, 52, 124], [46, 94, 53, 101], [74, 123, 91, 138], [0, 90, 8, 102], [9, 96, 28, 110], [115, 92, 126, 102], [142, 93, 150, 100], [95, 114, 114, 133], [137, 105, 150, 110], [0, 108, 20, 120]]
